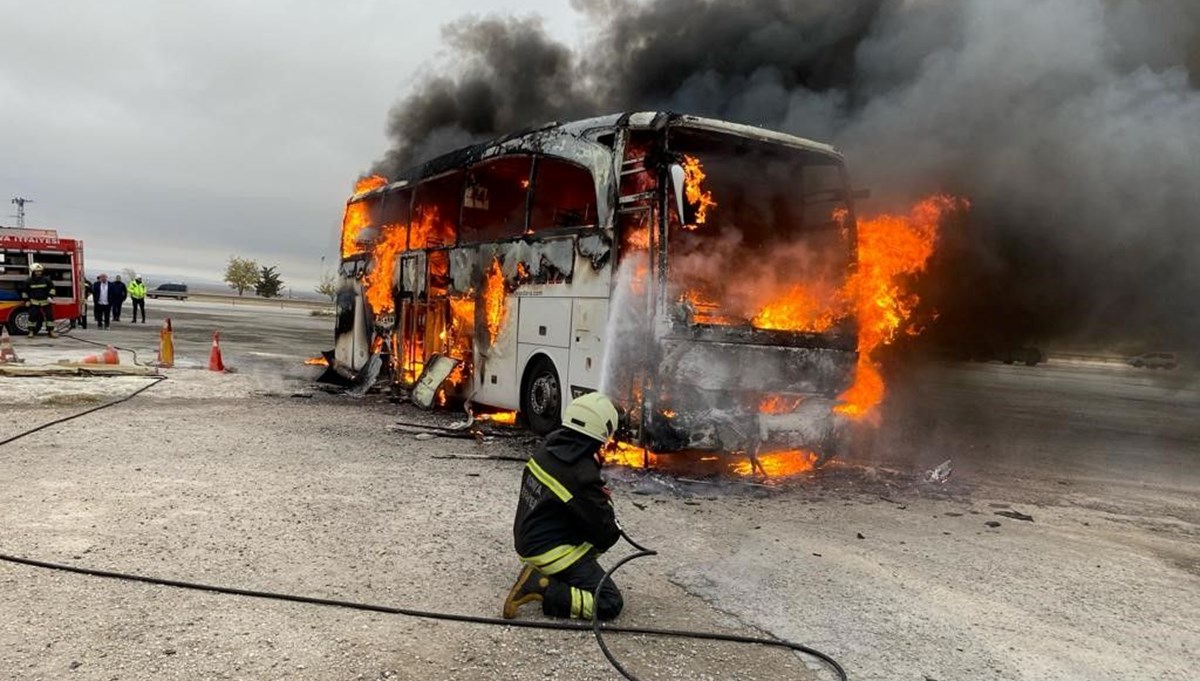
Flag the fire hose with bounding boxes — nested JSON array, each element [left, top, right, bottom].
[[0, 382, 849, 680]]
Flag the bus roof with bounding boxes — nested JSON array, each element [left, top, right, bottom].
[[353, 112, 841, 202]]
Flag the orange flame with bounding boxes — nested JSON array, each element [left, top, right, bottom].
[[304, 356, 329, 367], [364, 223, 406, 314], [682, 155, 717, 228], [758, 394, 803, 414], [835, 195, 965, 420], [340, 176, 387, 259], [751, 284, 840, 333], [443, 295, 476, 389], [482, 257, 508, 346], [605, 442, 660, 469], [354, 175, 388, 196], [476, 411, 518, 425], [731, 450, 818, 477]]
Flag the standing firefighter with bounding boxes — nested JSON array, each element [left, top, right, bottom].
[[22, 263, 57, 338], [503, 393, 624, 621]]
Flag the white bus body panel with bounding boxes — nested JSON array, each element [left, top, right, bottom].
[[334, 280, 371, 372], [568, 299, 608, 395], [472, 291, 520, 410]]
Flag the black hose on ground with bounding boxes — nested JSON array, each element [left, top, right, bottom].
[[0, 376, 166, 447], [0, 548, 848, 680], [0, 381, 849, 680], [593, 531, 848, 681]]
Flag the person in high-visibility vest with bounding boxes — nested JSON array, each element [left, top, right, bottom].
[[21, 263, 58, 338], [128, 276, 148, 323]]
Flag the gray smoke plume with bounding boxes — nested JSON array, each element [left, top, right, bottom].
[[373, 0, 1200, 351]]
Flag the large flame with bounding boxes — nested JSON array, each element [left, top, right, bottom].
[[682, 154, 717, 228], [751, 283, 840, 333], [482, 257, 508, 346], [340, 175, 387, 258], [835, 195, 964, 420], [364, 223, 406, 314]]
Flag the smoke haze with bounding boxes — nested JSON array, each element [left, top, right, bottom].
[[373, 0, 1200, 350]]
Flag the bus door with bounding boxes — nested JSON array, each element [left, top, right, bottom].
[[334, 258, 372, 374], [396, 250, 455, 387], [610, 129, 665, 442]]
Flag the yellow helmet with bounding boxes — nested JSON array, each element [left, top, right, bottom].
[[562, 393, 620, 443]]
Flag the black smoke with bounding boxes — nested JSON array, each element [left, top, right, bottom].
[[372, 0, 1200, 352]]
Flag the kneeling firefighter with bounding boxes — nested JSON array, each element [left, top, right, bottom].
[[503, 393, 624, 621]]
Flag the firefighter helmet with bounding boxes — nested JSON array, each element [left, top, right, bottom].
[[30, 263, 44, 273], [561, 393, 620, 443]]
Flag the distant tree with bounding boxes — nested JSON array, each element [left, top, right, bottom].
[[315, 271, 338, 302], [224, 256, 260, 296], [121, 267, 137, 281], [255, 265, 284, 298]]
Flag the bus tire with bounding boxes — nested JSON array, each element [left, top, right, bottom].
[[521, 356, 562, 436], [6, 308, 31, 336]]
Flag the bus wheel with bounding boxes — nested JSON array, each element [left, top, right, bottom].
[[5, 308, 31, 336], [522, 357, 562, 436]]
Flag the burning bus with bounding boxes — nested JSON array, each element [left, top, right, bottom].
[[331, 112, 892, 469]]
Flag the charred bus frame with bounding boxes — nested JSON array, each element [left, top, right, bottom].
[[333, 112, 861, 461]]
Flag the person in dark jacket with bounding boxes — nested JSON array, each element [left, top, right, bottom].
[[92, 274, 113, 329], [110, 275, 128, 322], [21, 262, 57, 338], [503, 393, 624, 621]]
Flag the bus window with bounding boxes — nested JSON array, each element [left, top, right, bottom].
[[377, 188, 412, 251], [411, 170, 464, 249], [341, 195, 381, 258], [461, 156, 533, 243], [529, 158, 597, 232]]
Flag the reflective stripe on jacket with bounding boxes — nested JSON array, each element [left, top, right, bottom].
[[23, 275, 55, 304], [513, 429, 620, 574]]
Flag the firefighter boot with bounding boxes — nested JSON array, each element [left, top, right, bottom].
[[47, 328, 58, 338], [502, 565, 549, 619]]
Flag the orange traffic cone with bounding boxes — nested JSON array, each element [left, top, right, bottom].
[[156, 318, 174, 368], [82, 345, 120, 365], [208, 330, 225, 372], [0, 327, 22, 364]]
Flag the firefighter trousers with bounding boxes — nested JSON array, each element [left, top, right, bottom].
[[29, 303, 54, 335], [541, 556, 623, 621]]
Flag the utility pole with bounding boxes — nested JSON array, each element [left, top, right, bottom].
[[10, 197, 33, 228]]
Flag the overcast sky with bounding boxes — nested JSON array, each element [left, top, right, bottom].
[[0, 1, 576, 291]]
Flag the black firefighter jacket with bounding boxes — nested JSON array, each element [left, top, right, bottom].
[[22, 274, 55, 305], [513, 429, 621, 575]]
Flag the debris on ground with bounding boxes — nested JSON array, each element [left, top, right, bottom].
[[985, 521, 1002, 528], [926, 459, 953, 484], [995, 510, 1035, 522]]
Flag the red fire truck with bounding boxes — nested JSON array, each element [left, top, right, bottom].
[[0, 227, 86, 334]]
